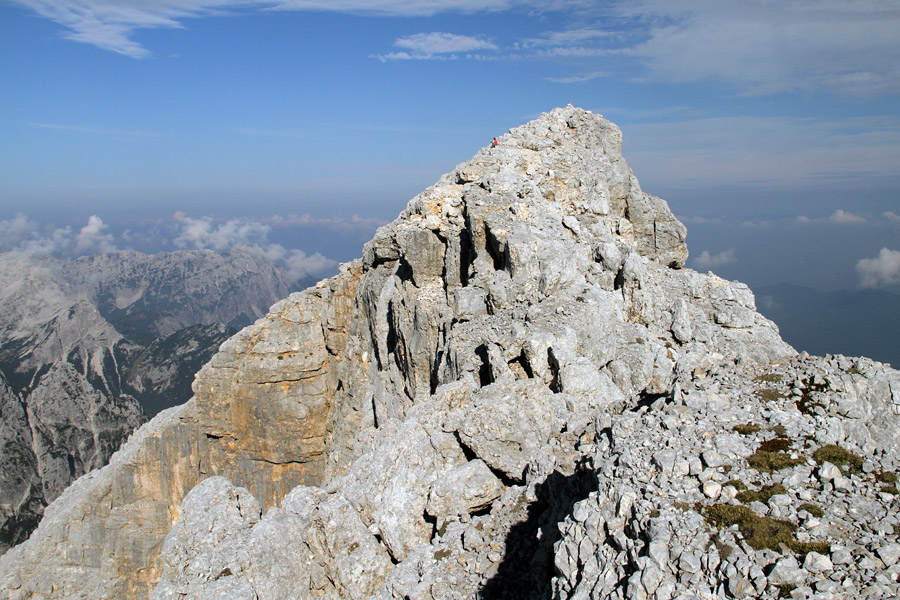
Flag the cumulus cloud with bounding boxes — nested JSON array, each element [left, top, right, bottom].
[[173, 212, 270, 251], [75, 215, 117, 253], [857, 247, 900, 288], [691, 248, 735, 270], [0, 213, 40, 249], [0, 213, 117, 257], [829, 209, 866, 224], [171, 212, 336, 283]]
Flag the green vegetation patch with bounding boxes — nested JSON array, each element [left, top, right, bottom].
[[747, 450, 804, 472], [758, 437, 792, 453], [798, 503, 824, 518], [757, 388, 786, 403], [702, 504, 830, 556], [812, 444, 863, 475], [877, 471, 898, 484], [882, 485, 900, 495], [724, 479, 748, 491], [754, 373, 783, 383], [736, 483, 787, 504], [776, 584, 796, 599], [732, 423, 761, 435]]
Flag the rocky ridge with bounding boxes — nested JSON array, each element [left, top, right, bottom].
[[1, 106, 898, 599]]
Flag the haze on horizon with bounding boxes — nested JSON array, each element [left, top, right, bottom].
[[2, 1, 899, 333]]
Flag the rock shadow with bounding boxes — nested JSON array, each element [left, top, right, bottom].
[[479, 463, 597, 599]]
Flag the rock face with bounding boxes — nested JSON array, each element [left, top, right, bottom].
[[1, 106, 898, 599], [0, 247, 291, 552]]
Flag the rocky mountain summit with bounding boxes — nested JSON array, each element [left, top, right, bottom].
[[0, 247, 292, 553], [1, 106, 898, 599]]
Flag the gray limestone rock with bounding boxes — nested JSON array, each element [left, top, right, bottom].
[[3, 106, 898, 600]]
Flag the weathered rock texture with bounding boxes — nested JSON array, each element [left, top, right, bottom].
[[2, 106, 898, 600]]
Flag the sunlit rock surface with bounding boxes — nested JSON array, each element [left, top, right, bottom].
[[2, 107, 898, 600]]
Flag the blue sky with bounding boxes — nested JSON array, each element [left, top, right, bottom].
[[1, 0, 899, 291]]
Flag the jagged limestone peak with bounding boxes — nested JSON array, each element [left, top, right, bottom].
[[378, 105, 687, 271], [10, 108, 896, 600]]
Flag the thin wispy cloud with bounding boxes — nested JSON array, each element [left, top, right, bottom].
[[857, 247, 900, 288], [13, 0, 900, 99], [884, 211, 900, 225], [612, 0, 900, 96], [545, 71, 609, 84], [264, 213, 388, 233], [622, 115, 900, 189], [28, 122, 161, 138], [376, 32, 497, 61], [10, 0, 517, 58]]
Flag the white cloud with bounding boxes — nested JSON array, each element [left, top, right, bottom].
[[0, 213, 40, 249], [171, 212, 336, 283], [0, 214, 117, 257], [829, 209, 866, 224], [611, 0, 900, 96], [376, 32, 497, 61], [75, 215, 117, 253], [857, 247, 900, 288], [545, 71, 609, 84], [173, 212, 270, 251], [10, 0, 517, 57], [691, 248, 735, 270], [396, 32, 496, 54], [525, 28, 612, 47], [885, 211, 900, 225]]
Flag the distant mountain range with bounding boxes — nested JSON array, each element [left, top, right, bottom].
[[755, 282, 900, 368], [0, 246, 293, 552]]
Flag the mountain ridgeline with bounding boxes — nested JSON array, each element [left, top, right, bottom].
[[0, 246, 293, 553], [1, 107, 898, 599]]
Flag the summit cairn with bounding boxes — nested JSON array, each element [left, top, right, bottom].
[[2, 106, 898, 599]]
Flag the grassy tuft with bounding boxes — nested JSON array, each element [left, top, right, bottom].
[[733, 423, 761, 435], [736, 483, 787, 504], [877, 471, 898, 484], [724, 479, 748, 491], [754, 373, 783, 383], [757, 388, 786, 403], [702, 504, 830, 556], [747, 450, 804, 472], [797, 503, 824, 518], [812, 444, 863, 475]]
